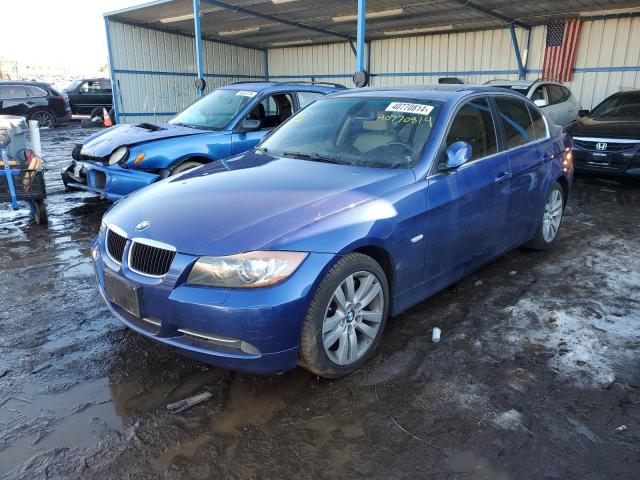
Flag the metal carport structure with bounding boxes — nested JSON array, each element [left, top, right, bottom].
[[104, 0, 640, 124]]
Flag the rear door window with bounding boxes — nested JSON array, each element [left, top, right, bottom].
[[494, 96, 536, 149], [445, 97, 498, 162], [547, 85, 565, 105], [100, 79, 112, 92]]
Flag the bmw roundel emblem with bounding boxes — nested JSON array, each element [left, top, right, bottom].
[[135, 220, 151, 231]]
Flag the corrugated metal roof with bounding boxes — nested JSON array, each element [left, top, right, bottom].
[[106, 0, 640, 49]]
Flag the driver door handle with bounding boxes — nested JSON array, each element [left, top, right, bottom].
[[494, 172, 512, 183]]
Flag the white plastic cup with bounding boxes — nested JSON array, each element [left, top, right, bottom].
[[432, 327, 441, 343]]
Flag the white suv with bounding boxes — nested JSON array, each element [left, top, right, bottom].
[[484, 79, 582, 127]]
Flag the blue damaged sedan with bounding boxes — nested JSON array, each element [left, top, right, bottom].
[[92, 86, 574, 378]]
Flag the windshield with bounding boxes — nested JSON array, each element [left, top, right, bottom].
[[589, 93, 640, 118], [64, 79, 83, 91], [258, 97, 442, 168], [169, 88, 257, 129]]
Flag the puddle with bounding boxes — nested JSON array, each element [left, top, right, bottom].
[[0, 378, 123, 473]]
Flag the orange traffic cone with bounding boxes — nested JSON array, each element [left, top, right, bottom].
[[103, 108, 113, 127]]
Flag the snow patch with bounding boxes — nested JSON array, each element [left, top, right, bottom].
[[495, 235, 640, 388]]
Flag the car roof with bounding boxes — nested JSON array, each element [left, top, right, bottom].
[[0, 80, 52, 87], [327, 84, 521, 102], [219, 81, 344, 93]]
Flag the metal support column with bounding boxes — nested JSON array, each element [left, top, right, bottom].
[[193, 0, 205, 98], [104, 17, 121, 123], [509, 24, 525, 80], [263, 50, 269, 81], [522, 27, 532, 80], [356, 0, 366, 73]]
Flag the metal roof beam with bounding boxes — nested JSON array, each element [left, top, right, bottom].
[[452, 1, 529, 28], [200, 0, 355, 43]]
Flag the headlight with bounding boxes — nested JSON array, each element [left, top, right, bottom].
[[187, 251, 307, 288], [108, 146, 129, 166]]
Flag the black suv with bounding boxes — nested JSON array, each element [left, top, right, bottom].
[[64, 78, 113, 117], [0, 80, 71, 128]]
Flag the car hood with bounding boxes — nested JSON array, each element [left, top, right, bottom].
[[81, 122, 209, 158], [566, 116, 640, 139], [104, 152, 415, 256]]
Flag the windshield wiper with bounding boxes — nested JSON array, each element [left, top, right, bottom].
[[254, 146, 269, 154], [281, 151, 344, 165]]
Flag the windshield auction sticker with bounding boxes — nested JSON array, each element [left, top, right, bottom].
[[236, 90, 257, 97], [385, 102, 434, 116]]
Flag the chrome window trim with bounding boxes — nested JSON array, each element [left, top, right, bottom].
[[572, 136, 640, 144], [427, 92, 551, 178], [127, 237, 176, 278]]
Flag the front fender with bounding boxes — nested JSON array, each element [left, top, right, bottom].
[[124, 132, 232, 170], [264, 182, 429, 296]]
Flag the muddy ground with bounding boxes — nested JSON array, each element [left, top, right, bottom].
[[0, 124, 639, 479]]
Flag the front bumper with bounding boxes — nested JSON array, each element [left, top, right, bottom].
[[62, 161, 160, 201], [91, 236, 337, 374], [572, 142, 640, 176]]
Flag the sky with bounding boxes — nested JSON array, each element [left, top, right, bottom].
[[0, 0, 150, 74]]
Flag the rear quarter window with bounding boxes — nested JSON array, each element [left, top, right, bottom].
[[528, 105, 548, 140], [26, 86, 48, 97]]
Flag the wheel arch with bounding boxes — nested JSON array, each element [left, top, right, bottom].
[[555, 174, 570, 206], [353, 245, 396, 307], [169, 155, 214, 171]]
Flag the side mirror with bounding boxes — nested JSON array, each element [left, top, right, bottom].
[[534, 99, 549, 108], [239, 118, 261, 132], [442, 141, 471, 171], [578, 109, 589, 118]]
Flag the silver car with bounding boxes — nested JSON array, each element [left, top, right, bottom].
[[484, 79, 582, 127]]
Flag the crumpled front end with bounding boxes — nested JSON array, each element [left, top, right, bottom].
[[62, 161, 160, 201]]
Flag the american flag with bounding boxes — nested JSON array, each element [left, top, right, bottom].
[[542, 19, 582, 82]]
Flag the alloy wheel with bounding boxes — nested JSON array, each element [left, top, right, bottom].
[[32, 112, 54, 129], [322, 271, 384, 366], [542, 188, 563, 243]]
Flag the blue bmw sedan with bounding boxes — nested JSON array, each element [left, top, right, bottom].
[[92, 85, 574, 378]]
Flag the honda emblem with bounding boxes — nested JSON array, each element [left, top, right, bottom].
[[595, 142, 608, 151]]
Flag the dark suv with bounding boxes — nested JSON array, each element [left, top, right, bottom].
[[64, 78, 113, 117], [0, 80, 71, 128]]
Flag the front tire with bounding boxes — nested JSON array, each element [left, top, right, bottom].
[[299, 253, 389, 378], [170, 160, 203, 176], [526, 181, 565, 250]]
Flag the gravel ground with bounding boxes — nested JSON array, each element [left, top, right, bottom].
[[0, 124, 639, 479]]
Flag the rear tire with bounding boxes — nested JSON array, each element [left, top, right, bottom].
[[90, 107, 103, 119], [525, 181, 564, 250], [29, 109, 55, 129], [299, 253, 389, 378], [170, 160, 203, 176]]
